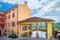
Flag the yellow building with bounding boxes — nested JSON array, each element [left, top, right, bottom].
[[18, 17, 55, 40]]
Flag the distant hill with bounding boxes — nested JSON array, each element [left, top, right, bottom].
[[55, 22, 60, 30], [55, 22, 60, 27], [31, 22, 60, 31]]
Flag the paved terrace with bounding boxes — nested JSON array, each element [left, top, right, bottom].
[[0, 36, 57, 40]]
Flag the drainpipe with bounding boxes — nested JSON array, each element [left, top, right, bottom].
[[52, 23, 54, 38], [17, 5, 18, 36], [46, 22, 48, 39]]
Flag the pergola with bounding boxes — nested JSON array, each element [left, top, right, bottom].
[[18, 17, 55, 39]]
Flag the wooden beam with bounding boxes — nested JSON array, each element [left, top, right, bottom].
[[19, 21, 54, 24]]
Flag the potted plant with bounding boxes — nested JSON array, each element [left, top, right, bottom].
[[8, 30, 18, 39]]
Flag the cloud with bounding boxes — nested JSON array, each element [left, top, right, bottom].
[[1, 0, 60, 22], [55, 7, 60, 12], [2, 0, 53, 9], [2, 0, 41, 9], [26, 0, 55, 9], [38, 0, 57, 14], [3, 0, 17, 4], [44, 16, 60, 22], [33, 0, 60, 22], [25, 0, 41, 9]]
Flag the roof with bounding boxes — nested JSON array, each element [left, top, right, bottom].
[[18, 17, 55, 23]]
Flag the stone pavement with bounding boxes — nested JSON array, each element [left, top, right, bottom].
[[0, 36, 47, 40], [0, 36, 57, 40]]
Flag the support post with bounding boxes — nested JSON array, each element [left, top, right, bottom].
[[36, 23, 39, 38], [47, 22, 53, 40], [30, 24, 32, 32], [30, 24, 32, 37], [27, 32, 30, 37]]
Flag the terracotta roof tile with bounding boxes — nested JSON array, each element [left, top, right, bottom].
[[18, 17, 55, 23]]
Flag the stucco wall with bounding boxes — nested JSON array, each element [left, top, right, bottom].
[[5, 7, 18, 35], [5, 3, 31, 35], [18, 4, 31, 21]]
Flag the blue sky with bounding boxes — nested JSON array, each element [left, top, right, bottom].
[[0, 0, 60, 22], [0, 2, 15, 11]]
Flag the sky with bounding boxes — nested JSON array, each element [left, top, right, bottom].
[[0, 0, 60, 22]]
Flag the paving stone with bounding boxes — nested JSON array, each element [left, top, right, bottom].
[[0, 36, 58, 40]]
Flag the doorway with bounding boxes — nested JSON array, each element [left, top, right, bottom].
[[0, 30, 1, 36]]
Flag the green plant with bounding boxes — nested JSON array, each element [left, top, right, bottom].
[[8, 33, 18, 38]]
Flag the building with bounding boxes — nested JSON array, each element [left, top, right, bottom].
[[18, 17, 55, 39], [0, 12, 5, 36], [0, 1, 55, 40], [5, 2, 31, 36]]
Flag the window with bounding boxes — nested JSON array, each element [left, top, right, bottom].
[[5, 30, 7, 32], [11, 30, 14, 33], [28, 27, 30, 29], [12, 13, 15, 18], [12, 22, 15, 26], [22, 26, 27, 31], [8, 22, 10, 26], [25, 27, 27, 30], [0, 14, 1, 15], [22, 26, 30, 31], [8, 15, 10, 19], [13, 9, 14, 11], [6, 16, 7, 19], [22, 27, 26, 31], [5, 22, 7, 26], [22, 27, 24, 31], [8, 30, 10, 33], [9, 11, 10, 13]]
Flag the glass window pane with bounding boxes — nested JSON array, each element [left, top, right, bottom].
[[12, 22, 15, 26], [12, 13, 15, 18]]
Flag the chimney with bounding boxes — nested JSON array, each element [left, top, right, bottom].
[[24, 1, 27, 5]]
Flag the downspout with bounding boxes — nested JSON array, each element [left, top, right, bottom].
[[46, 22, 48, 39], [17, 5, 18, 36]]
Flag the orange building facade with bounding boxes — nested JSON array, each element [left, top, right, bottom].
[[5, 2, 31, 36]]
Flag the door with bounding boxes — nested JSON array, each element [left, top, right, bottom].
[[0, 30, 1, 36]]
